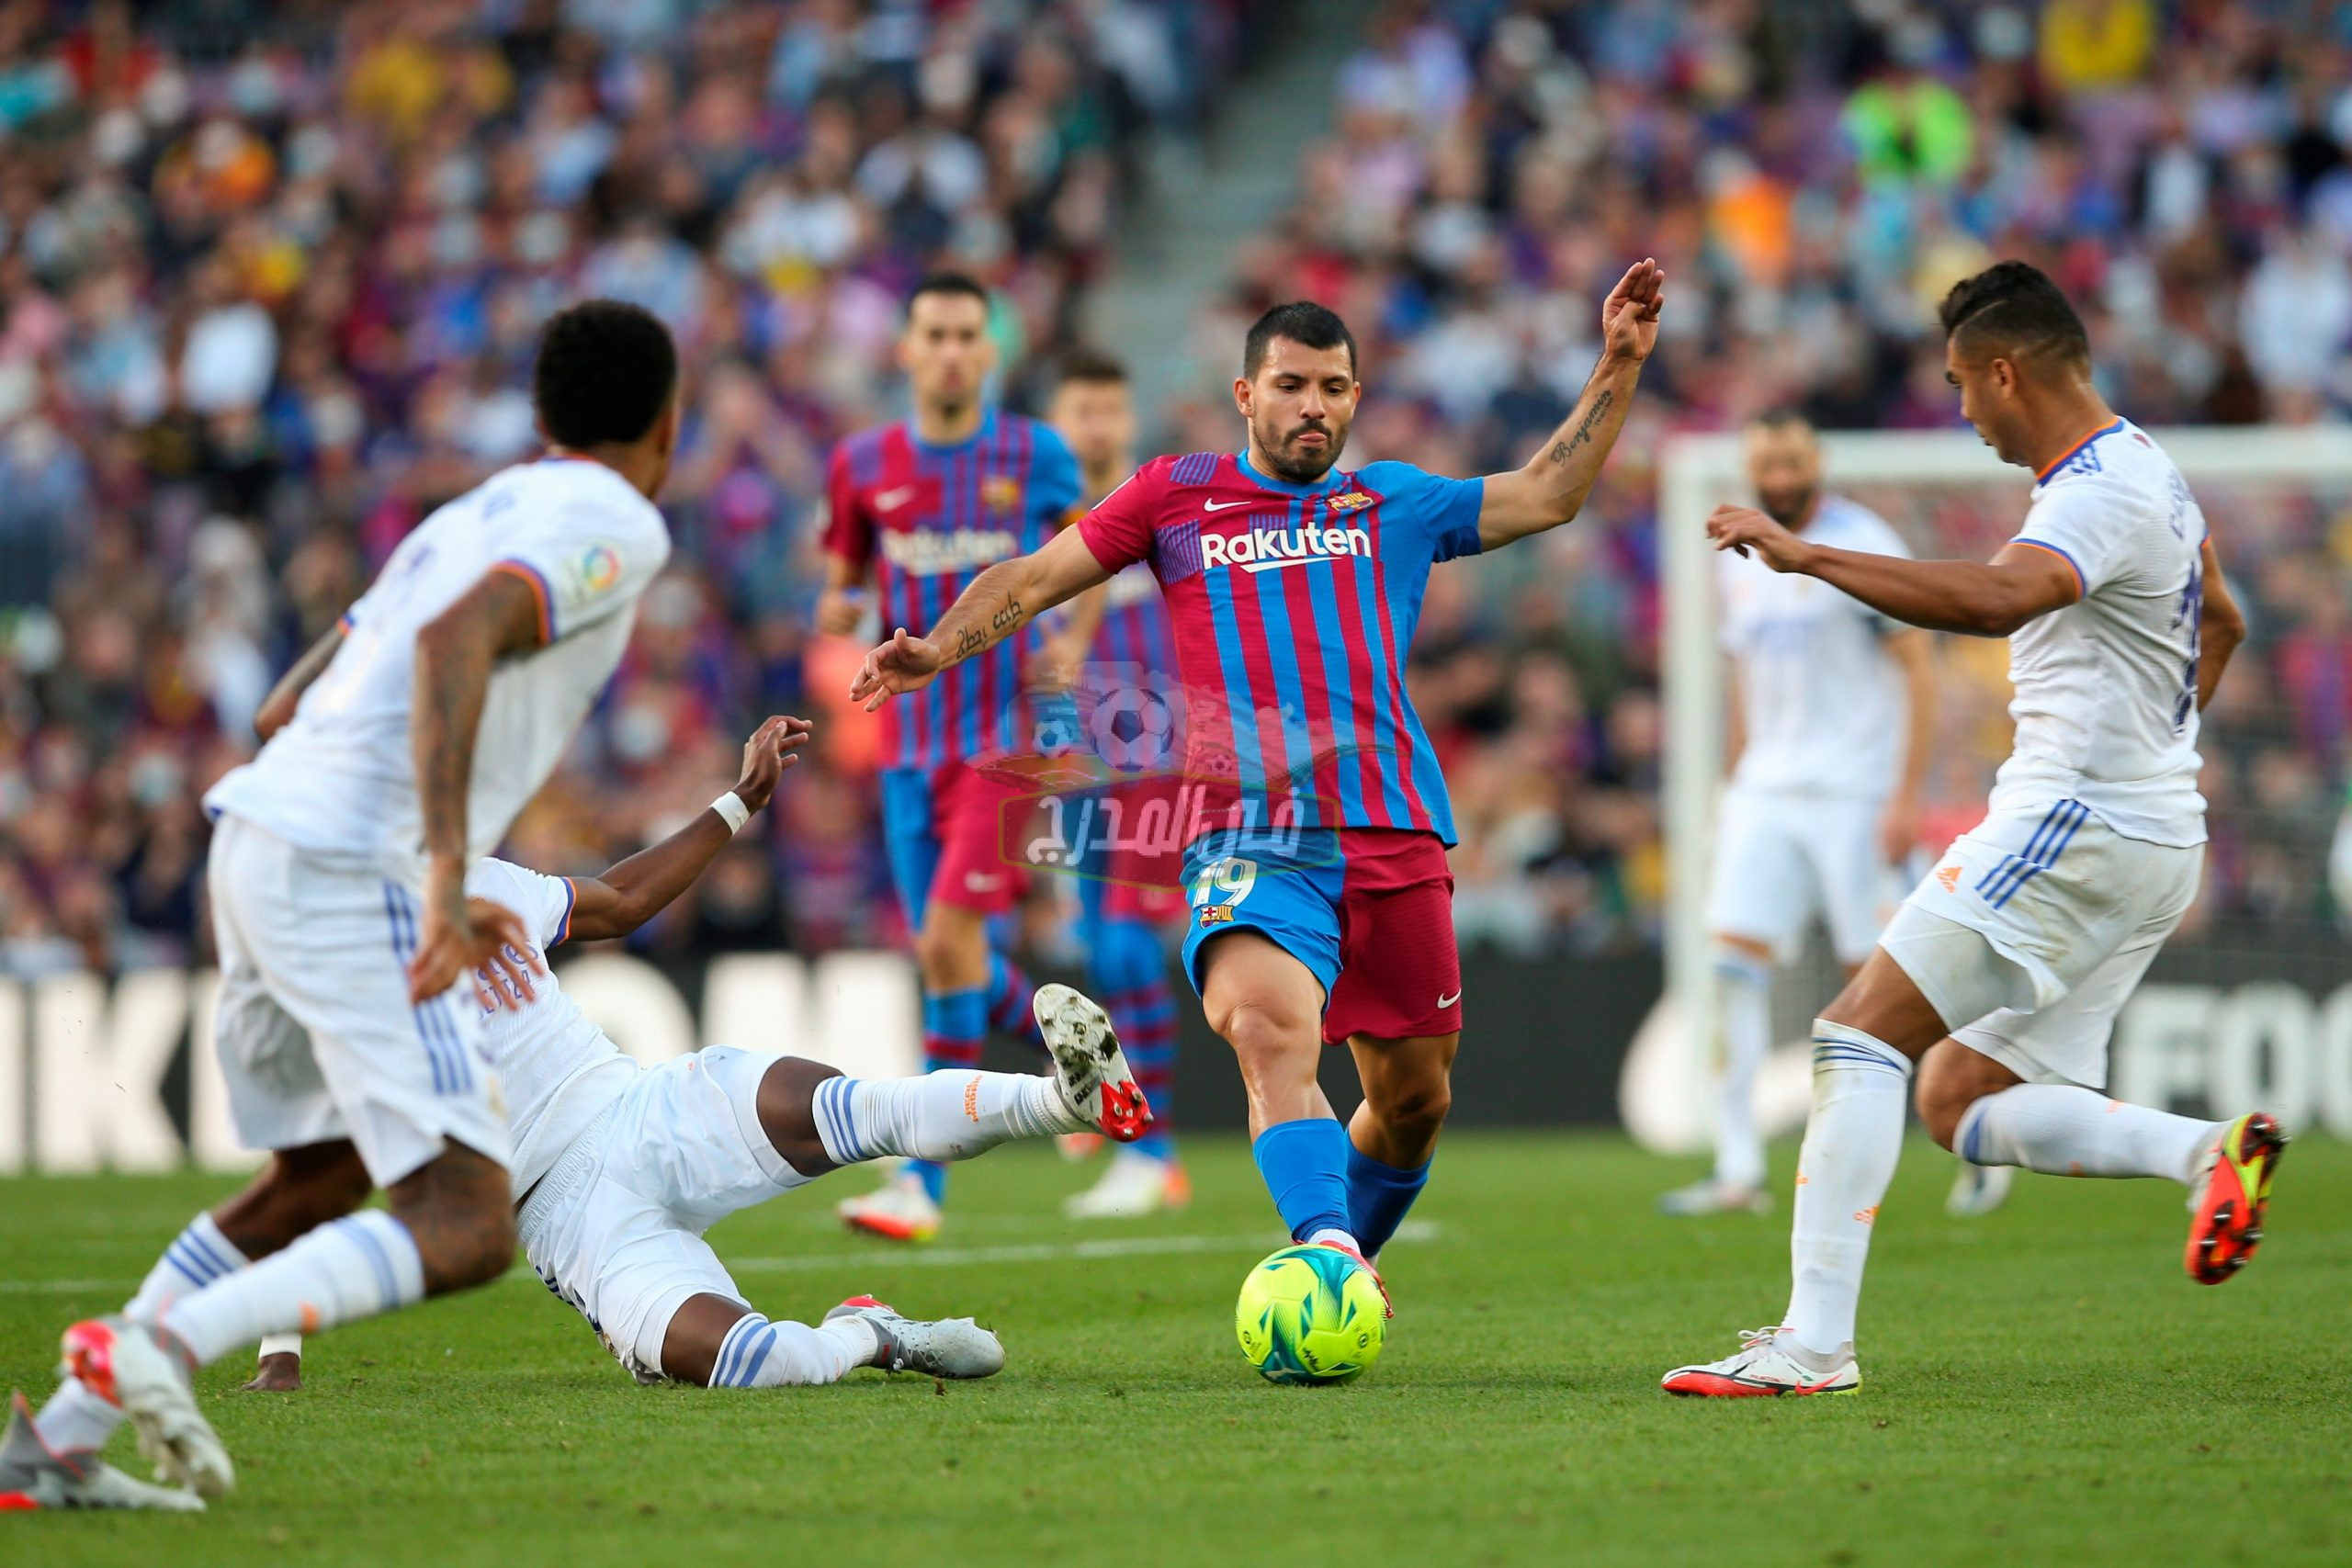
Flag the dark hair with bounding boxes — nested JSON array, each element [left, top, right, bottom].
[[1242, 301, 1357, 378], [907, 270, 991, 317], [1056, 346, 1128, 388], [532, 299, 678, 448], [1747, 407, 1815, 434], [1938, 261, 2090, 367]]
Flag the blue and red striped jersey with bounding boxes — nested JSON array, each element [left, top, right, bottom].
[[1091, 561, 1175, 679], [1078, 450, 1484, 842], [825, 411, 1080, 770]]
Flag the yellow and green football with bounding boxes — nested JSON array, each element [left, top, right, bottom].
[[1234, 1244, 1385, 1385]]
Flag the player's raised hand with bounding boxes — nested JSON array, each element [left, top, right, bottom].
[[732, 714, 813, 812], [1600, 257, 1666, 363], [850, 626, 946, 711], [1707, 503, 1815, 573]]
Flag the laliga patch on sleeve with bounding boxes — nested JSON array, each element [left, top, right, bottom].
[[565, 542, 624, 602]]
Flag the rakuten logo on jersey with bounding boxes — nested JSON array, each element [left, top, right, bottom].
[[879, 528, 1019, 576], [1199, 523, 1372, 574]]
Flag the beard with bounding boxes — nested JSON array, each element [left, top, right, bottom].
[[1253, 414, 1345, 483], [1758, 485, 1816, 527]]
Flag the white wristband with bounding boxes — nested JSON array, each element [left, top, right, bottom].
[[711, 792, 751, 835]]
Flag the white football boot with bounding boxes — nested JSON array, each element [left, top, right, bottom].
[[1945, 1160, 2014, 1217], [1034, 982, 1153, 1143], [1064, 1149, 1190, 1219], [58, 1317, 233, 1496], [1661, 1326, 1861, 1397], [835, 1171, 943, 1244], [1657, 1179, 1772, 1216], [0, 1390, 204, 1511], [824, 1296, 1006, 1379]]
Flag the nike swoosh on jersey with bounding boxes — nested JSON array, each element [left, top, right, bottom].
[[875, 486, 918, 511], [1437, 990, 1462, 1008], [1202, 498, 1251, 511]]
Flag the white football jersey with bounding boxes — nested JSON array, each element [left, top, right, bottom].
[[463, 856, 636, 1199], [1991, 418, 2208, 847], [1719, 494, 1913, 798], [206, 457, 670, 876]]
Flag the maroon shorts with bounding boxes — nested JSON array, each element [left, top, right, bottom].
[[1182, 826, 1463, 1044]]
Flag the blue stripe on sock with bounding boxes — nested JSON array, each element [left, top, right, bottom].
[[164, 1241, 219, 1287], [179, 1224, 236, 1279], [730, 1325, 778, 1387], [716, 1314, 768, 1387], [336, 1217, 401, 1307], [711, 1318, 744, 1386], [1962, 1105, 1988, 1165], [824, 1078, 864, 1164]]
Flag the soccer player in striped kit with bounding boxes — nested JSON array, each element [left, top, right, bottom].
[[1048, 349, 1190, 1217], [818, 272, 1088, 1242], [853, 261, 1666, 1318]]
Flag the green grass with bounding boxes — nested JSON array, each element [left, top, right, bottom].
[[5, 1133, 2347, 1566]]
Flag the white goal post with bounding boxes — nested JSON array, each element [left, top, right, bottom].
[[1626, 425, 2352, 1154]]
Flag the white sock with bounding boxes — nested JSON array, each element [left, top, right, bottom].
[[1713, 950, 1773, 1191], [808, 1070, 1081, 1168], [126, 1212, 253, 1320], [704, 1312, 878, 1387], [258, 1332, 305, 1359], [28, 1376, 120, 1457], [1784, 1019, 1912, 1357], [158, 1211, 424, 1366], [34, 1212, 254, 1454], [1955, 1086, 2222, 1184]]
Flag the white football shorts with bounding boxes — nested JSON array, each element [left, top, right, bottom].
[[1880, 799, 2201, 1089], [208, 813, 513, 1187], [1704, 785, 1896, 965], [516, 1045, 812, 1382]]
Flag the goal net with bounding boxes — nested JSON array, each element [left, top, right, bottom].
[[1627, 427, 2352, 1154]]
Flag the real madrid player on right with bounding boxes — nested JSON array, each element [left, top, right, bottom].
[[1666, 261, 2277, 1398]]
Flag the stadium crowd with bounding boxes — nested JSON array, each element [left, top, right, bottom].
[[1, 0, 2347, 982]]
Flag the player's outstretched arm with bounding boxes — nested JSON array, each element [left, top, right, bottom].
[[254, 619, 349, 742], [1477, 258, 1665, 549], [850, 526, 1112, 711], [1709, 505, 2081, 637], [408, 570, 548, 1006], [566, 716, 811, 942], [2195, 537, 2245, 711]]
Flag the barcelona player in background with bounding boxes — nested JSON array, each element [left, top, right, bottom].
[[1046, 350, 1190, 1217], [852, 260, 1665, 1314], [818, 273, 1091, 1241]]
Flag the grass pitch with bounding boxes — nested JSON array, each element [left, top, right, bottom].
[[4, 1132, 2346, 1567]]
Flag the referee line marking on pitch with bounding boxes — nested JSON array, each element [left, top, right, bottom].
[[725, 1220, 1441, 1274], [0, 1224, 1442, 1292]]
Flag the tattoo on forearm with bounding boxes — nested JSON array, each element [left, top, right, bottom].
[[991, 599, 1024, 631], [952, 626, 986, 659], [1548, 390, 1615, 466]]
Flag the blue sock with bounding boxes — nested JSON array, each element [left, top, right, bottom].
[[1345, 1144, 1430, 1257], [912, 987, 988, 1203], [1250, 1119, 1355, 1245], [1090, 917, 1177, 1160]]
